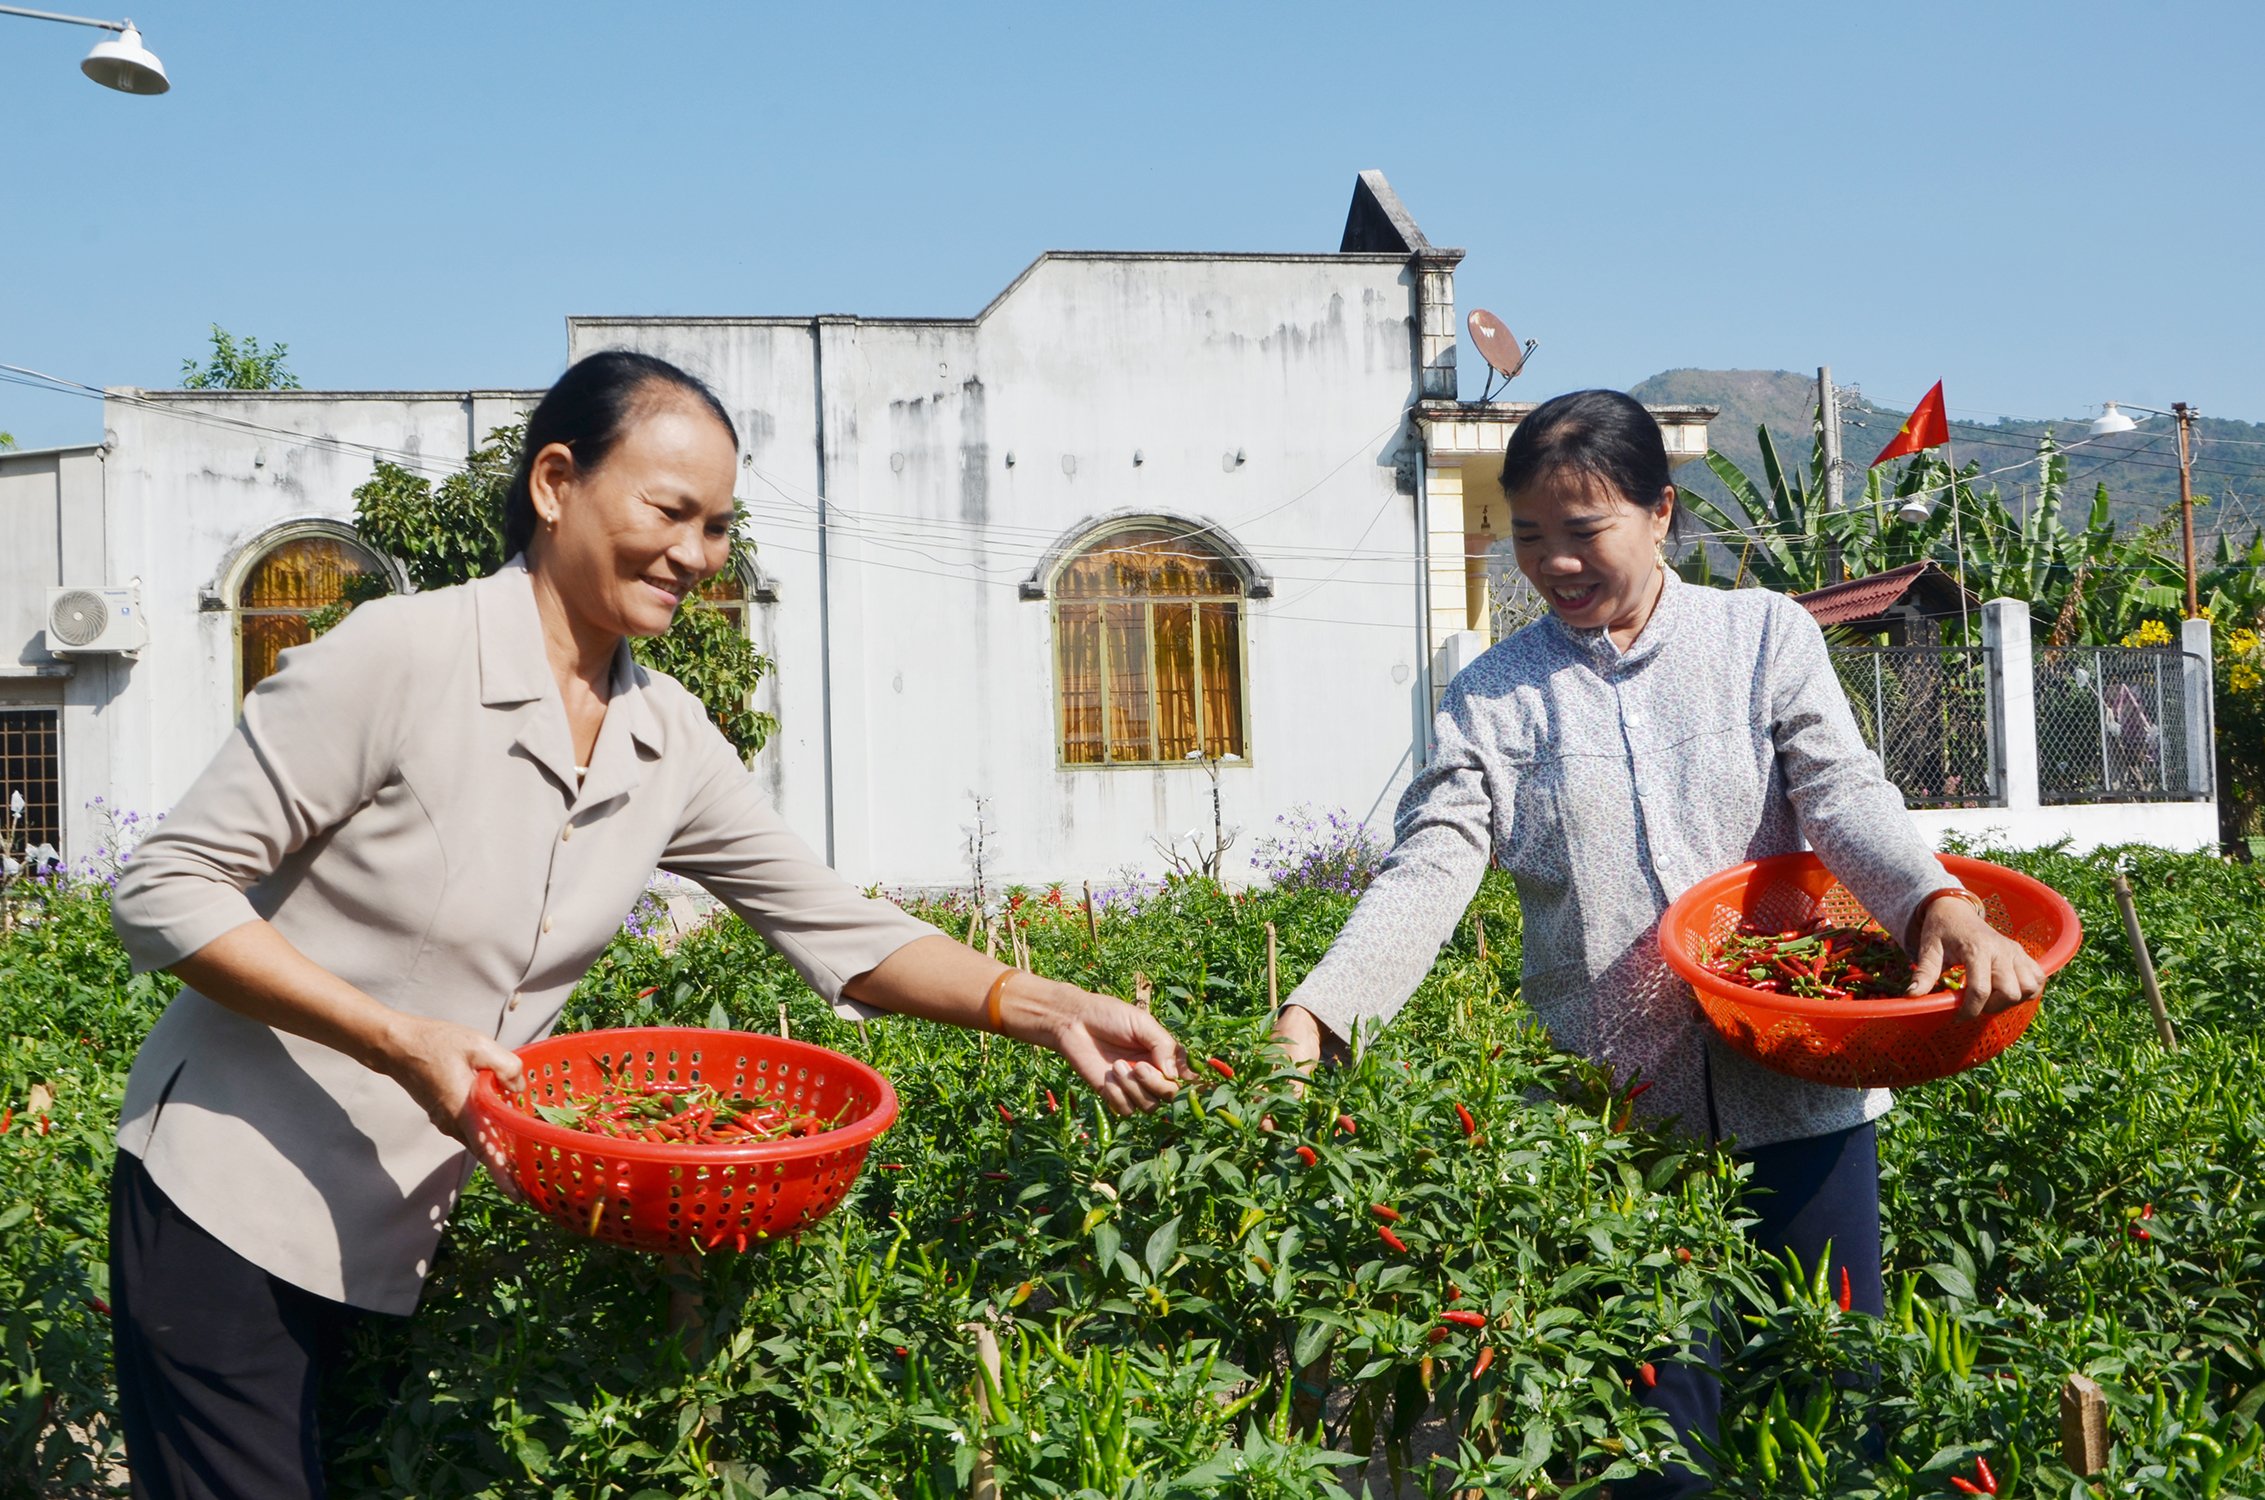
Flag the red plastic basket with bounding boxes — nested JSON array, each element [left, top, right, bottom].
[[469, 1026, 897, 1255], [1657, 853, 2082, 1089]]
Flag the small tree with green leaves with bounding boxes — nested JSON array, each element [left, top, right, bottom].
[[341, 425, 777, 759], [179, 324, 301, 391]]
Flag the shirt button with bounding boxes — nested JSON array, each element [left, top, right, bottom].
[[541, 916, 554, 934], [561, 824, 573, 842], [509, 991, 522, 1011]]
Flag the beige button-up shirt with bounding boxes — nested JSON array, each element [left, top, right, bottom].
[[111, 560, 938, 1312]]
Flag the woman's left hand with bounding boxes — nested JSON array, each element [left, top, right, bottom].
[[1032, 980, 1191, 1115], [1909, 893, 2047, 1019]]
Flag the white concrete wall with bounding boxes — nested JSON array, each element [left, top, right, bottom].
[[574, 251, 1427, 889], [92, 390, 537, 838]]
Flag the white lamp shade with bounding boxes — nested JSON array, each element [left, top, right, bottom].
[[2088, 402, 2140, 437], [1898, 495, 1937, 524], [81, 24, 168, 94]]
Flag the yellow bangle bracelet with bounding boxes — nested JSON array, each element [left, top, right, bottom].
[[984, 968, 1015, 1035]]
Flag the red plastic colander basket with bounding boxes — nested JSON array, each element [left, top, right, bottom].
[[1658, 853, 2082, 1089], [469, 1026, 896, 1255]]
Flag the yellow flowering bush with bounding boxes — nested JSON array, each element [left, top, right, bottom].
[[2119, 618, 2176, 648]]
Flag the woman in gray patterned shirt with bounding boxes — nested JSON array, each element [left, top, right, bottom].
[[1271, 389, 2043, 1497]]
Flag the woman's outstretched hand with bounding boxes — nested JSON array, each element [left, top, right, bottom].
[[377, 1013, 527, 1183], [1909, 893, 2046, 1020], [1037, 982, 1190, 1115]]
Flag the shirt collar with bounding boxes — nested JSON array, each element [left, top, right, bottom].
[[473, 558, 667, 798], [1554, 566, 1686, 671]]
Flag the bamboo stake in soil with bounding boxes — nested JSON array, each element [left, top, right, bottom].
[[1133, 972, 1152, 1011], [1474, 913, 1489, 963], [1265, 922, 1279, 1012], [1082, 880, 1100, 950], [968, 1320, 1004, 1500], [2111, 871, 2178, 1049], [777, 1003, 791, 1043], [2061, 1372, 2109, 1475]]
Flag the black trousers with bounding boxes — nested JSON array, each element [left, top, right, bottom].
[[109, 1151, 377, 1500], [1615, 1120, 1886, 1499]]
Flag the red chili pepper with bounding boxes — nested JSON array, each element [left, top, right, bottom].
[[1974, 1456, 1998, 1494], [1371, 1203, 1402, 1224], [1440, 1310, 1487, 1328], [1427, 1326, 1450, 1344], [1378, 1225, 1409, 1254], [1044, 1089, 1059, 1114], [1838, 1266, 1853, 1313], [1626, 1080, 1654, 1103], [1454, 1102, 1477, 1137], [37, 1116, 50, 1137], [981, 1171, 1010, 1181], [1638, 1361, 1658, 1388], [635, 986, 659, 999], [2139, 1202, 2154, 1220], [1447, 1283, 1463, 1302], [877, 1162, 908, 1172], [1295, 1145, 1318, 1167], [1472, 1345, 1495, 1379], [894, 1345, 909, 1358], [1949, 1479, 1984, 1496], [1205, 1056, 1236, 1081], [85, 1296, 111, 1317], [996, 1103, 1015, 1125], [1336, 1113, 1357, 1136], [1676, 1247, 1693, 1264], [0, 1107, 10, 1134], [2130, 1223, 2151, 1242]]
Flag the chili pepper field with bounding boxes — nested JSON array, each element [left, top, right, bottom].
[[5, 842, 2265, 1497]]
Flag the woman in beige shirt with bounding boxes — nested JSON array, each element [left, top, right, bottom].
[[106, 350, 1187, 1499]]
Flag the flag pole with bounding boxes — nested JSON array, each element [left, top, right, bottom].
[[1941, 429, 1972, 642]]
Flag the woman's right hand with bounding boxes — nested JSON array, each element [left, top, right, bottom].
[[376, 1013, 526, 1167]]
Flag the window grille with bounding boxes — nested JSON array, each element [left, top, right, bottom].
[[1051, 526, 1248, 766], [0, 708, 62, 862]]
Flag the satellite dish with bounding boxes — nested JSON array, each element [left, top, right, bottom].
[[1466, 309, 1539, 401]]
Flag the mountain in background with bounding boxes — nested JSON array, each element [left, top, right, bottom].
[[1631, 368, 2265, 546]]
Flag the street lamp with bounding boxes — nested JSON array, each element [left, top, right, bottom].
[[2089, 400, 2200, 618], [0, 6, 169, 93]]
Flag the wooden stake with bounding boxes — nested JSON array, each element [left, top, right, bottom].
[[1264, 922, 1279, 1012], [965, 907, 982, 948], [1133, 971, 1152, 1011], [2111, 871, 2178, 1049], [1474, 913, 1489, 962], [777, 1003, 791, 1042], [1082, 880, 1100, 950], [985, 916, 1001, 962], [2061, 1371, 2109, 1475], [968, 1320, 1004, 1500]]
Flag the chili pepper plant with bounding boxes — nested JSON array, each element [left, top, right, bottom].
[[3, 840, 2265, 1496]]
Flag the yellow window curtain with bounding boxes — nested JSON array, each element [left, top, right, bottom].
[[236, 536, 387, 699], [1055, 603, 1105, 765], [1198, 601, 1244, 758], [1051, 524, 1248, 765]]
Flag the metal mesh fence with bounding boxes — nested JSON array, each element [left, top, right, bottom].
[[1828, 648, 2000, 808], [2034, 646, 2207, 804]]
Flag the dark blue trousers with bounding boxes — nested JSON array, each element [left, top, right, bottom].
[[1614, 1120, 1886, 1499]]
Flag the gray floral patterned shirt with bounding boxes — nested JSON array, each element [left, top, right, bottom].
[[1287, 571, 1956, 1150]]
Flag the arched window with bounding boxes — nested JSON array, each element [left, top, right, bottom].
[[235, 532, 390, 700], [1052, 525, 1247, 766]]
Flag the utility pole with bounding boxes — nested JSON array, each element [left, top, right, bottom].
[[2173, 401, 2199, 618], [1819, 367, 1845, 582]]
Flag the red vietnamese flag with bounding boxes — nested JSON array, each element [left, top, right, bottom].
[[1870, 381, 1950, 467]]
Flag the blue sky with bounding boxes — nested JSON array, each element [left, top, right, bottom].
[[3, 1, 2259, 449]]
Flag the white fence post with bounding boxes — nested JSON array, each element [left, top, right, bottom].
[[2181, 616, 2215, 802], [1983, 599, 2040, 812]]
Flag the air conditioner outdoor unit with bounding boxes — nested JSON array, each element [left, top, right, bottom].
[[46, 586, 148, 655]]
